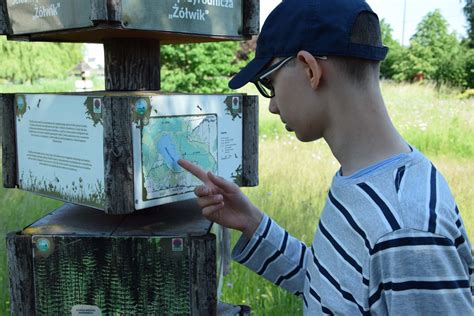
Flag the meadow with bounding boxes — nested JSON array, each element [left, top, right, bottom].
[[0, 80, 473, 314]]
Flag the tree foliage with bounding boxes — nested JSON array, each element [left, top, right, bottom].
[[0, 36, 83, 83], [380, 19, 405, 79], [160, 41, 250, 93], [464, 0, 474, 47], [381, 9, 473, 89]]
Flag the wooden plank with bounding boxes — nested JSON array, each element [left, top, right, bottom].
[[243, 0, 260, 37], [241, 95, 258, 187], [104, 38, 161, 91], [190, 235, 217, 315], [6, 232, 35, 316], [23, 203, 126, 236], [115, 199, 212, 236], [5, 26, 245, 44], [2, 94, 17, 188], [102, 96, 134, 214]]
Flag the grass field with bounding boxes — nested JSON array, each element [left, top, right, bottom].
[[0, 81, 473, 314]]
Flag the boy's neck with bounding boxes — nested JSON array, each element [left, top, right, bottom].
[[323, 85, 410, 177]]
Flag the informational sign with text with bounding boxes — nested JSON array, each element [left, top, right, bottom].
[[122, 0, 243, 37], [15, 94, 105, 209], [6, 0, 92, 34]]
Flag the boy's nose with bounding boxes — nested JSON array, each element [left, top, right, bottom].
[[268, 98, 279, 114]]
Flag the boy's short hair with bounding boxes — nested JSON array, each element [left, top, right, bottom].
[[330, 11, 383, 85], [229, 0, 388, 90]]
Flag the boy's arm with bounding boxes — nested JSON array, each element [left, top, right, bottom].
[[178, 159, 309, 295], [232, 215, 309, 296], [369, 229, 473, 314]]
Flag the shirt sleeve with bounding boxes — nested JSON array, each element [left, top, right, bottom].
[[231, 215, 309, 296], [368, 228, 473, 314]]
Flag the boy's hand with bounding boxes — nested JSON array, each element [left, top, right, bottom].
[[178, 159, 263, 238]]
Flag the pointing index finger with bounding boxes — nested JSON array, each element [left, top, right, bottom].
[[178, 159, 209, 183]]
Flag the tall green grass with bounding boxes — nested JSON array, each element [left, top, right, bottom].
[[0, 82, 472, 314]]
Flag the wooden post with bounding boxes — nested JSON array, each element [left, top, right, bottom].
[[102, 38, 160, 213], [90, 0, 108, 22], [90, 0, 122, 23], [102, 96, 134, 214], [190, 235, 217, 315], [243, 0, 260, 37], [2, 94, 17, 188], [104, 39, 161, 91], [242, 95, 258, 187], [6, 233, 35, 316], [0, 0, 6, 34]]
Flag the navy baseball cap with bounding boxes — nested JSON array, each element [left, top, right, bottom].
[[229, 0, 388, 89]]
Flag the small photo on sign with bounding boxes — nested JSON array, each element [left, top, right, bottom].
[[93, 98, 102, 114], [172, 238, 184, 252], [232, 96, 240, 110]]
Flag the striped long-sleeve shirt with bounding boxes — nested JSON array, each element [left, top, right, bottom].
[[232, 148, 473, 315]]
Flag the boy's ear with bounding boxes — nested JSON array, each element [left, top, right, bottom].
[[296, 50, 322, 90]]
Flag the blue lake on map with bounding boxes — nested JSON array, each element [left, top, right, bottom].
[[157, 135, 181, 172]]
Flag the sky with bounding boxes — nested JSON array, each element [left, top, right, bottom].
[[86, 0, 469, 66], [261, 0, 468, 46]]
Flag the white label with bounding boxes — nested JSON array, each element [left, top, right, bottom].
[[71, 305, 101, 316]]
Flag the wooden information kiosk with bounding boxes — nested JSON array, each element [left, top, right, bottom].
[[1, 0, 259, 314]]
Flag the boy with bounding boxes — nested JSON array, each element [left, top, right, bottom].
[[178, 0, 473, 314]]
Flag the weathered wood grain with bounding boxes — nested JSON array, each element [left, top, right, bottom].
[[102, 96, 134, 214], [242, 95, 258, 187], [2, 94, 17, 188], [90, 0, 108, 22], [104, 38, 161, 91], [106, 0, 122, 21], [6, 233, 35, 316], [191, 235, 217, 315], [0, 0, 7, 35], [243, 0, 260, 37]]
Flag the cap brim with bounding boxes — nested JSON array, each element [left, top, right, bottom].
[[228, 57, 272, 90]]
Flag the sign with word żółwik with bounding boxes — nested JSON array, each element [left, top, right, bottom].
[[122, 0, 242, 37], [4, 0, 255, 41], [6, 0, 92, 35]]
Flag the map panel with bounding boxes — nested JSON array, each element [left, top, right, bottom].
[[141, 114, 218, 200]]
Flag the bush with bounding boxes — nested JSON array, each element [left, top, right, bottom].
[[160, 41, 251, 93], [0, 37, 83, 83]]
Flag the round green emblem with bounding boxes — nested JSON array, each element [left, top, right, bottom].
[[36, 238, 50, 252]]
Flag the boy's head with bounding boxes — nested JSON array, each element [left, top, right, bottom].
[[229, 0, 389, 142], [229, 0, 388, 91]]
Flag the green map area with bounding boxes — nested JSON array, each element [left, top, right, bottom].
[[141, 115, 218, 200]]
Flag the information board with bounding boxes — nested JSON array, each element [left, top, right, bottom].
[[15, 94, 105, 209], [12, 93, 247, 211], [132, 94, 243, 209], [122, 0, 243, 37], [6, 0, 92, 34]]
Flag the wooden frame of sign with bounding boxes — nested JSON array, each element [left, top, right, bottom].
[[1, 92, 258, 214], [7, 201, 220, 315], [0, 0, 259, 43]]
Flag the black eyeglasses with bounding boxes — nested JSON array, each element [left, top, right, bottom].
[[252, 55, 328, 98], [252, 56, 294, 98]]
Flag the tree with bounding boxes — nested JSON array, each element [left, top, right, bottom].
[[379, 19, 405, 80], [160, 41, 250, 93], [393, 10, 463, 84], [464, 0, 474, 47], [0, 36, 83, 83]]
